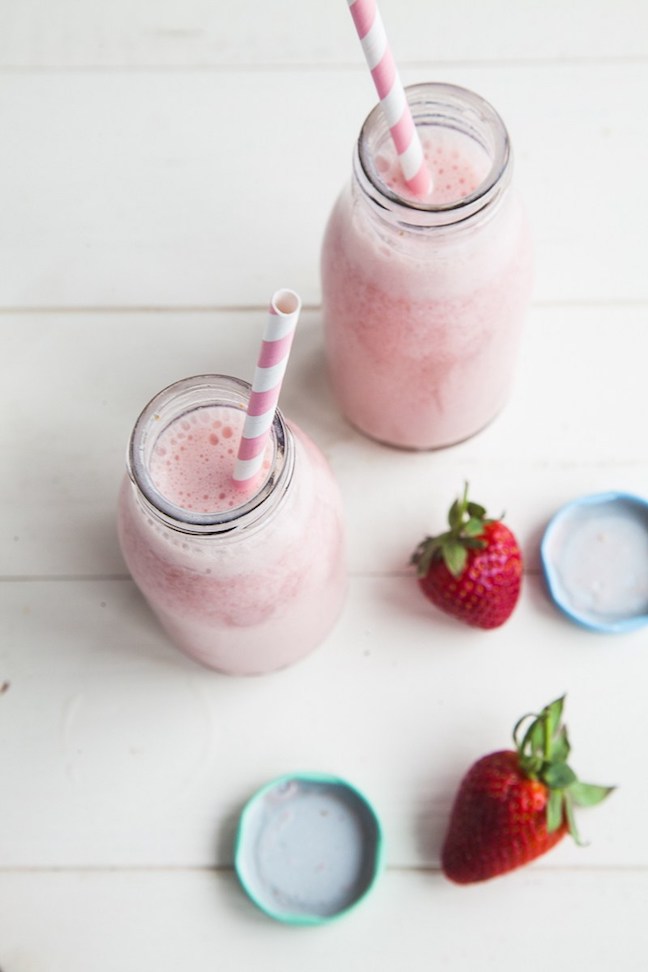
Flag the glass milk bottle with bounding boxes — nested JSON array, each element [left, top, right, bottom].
[[117, 375, 347, 675], [321, 82, 533, 449]]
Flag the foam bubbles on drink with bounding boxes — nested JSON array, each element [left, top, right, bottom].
[[149, 405, 274, 514], [376, 128, 490, 205]]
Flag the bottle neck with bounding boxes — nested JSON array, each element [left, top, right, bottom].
[[353, 82, 512, 231], [127, 374, 294, 536]]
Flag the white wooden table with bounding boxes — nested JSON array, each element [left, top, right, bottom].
[[2, 2, 647, 968]]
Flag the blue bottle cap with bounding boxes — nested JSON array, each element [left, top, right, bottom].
[[234, 772, 384, 925], [540, 491, 648, 633]]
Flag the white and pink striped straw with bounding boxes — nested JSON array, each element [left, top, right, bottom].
[[232, 289, 302, 490], [347, 0, 432, 199]]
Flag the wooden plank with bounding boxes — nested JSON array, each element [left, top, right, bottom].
[[1, 868, 647, 971], [0, 575, 635, 869], [1, 0, 647, 67], [0, 64, 647, 307], [2, 306, 647, 577]]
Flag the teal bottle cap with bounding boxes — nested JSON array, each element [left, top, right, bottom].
[[540, 491, 648, 633], [234, 772, 384, 925]]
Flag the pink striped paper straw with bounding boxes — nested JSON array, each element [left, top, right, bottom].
[[347, 0, 432, 199], [233, 289, 302, 490]]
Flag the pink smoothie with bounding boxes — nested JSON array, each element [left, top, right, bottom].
[[118, 382, 347, 675], [149, 405, 272, 513], [322, 114, 533, 449], [375, 129, 490, 205]]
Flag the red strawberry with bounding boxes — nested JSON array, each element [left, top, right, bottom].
[[441, 697, 614, 884], [411, 484, 522, 629]]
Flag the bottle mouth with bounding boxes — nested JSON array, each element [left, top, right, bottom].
[[127, 374, 292, 535], [356, 82, 511, 227]]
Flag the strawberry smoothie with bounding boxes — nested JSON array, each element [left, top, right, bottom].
[[148, 405, 273, 514], [321, 83, 533, 449], [117, 376, 347, 675]]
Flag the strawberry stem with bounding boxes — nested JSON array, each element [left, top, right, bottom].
[[411, 483, 492, 579], [513, 696, 615, 840]]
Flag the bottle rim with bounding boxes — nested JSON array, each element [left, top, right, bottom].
[[127, 374, 293, 536], [355, 82, 511, 228]]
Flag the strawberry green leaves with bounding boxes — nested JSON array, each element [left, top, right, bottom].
[[547, 789, 564, 834], [513, 696, 614, 843], [413, 482, 491, 579], [443, 541, 469, 579], [570, 781, 615, 807]]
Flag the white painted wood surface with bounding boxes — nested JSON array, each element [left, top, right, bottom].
[[2, 0, 648, 968]]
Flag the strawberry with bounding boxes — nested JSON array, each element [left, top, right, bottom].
[[411, 484, 522, 629], [441, 696, 614, 884]]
